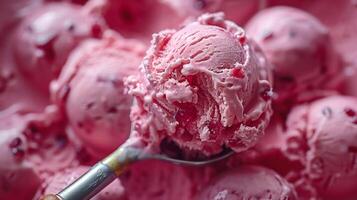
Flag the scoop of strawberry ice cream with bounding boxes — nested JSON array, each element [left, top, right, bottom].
[[245, 6, 342, 109], [127, 13, 272, 157], [40, 166, 126, 200], [12, 2, 105, 93], [195, 165, 297, 200], [51, 32, 144, 158], [300, 96, 357, 198], [239, 96, 357, 199], [0, 118, 41, 200]]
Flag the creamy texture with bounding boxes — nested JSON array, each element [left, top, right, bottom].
[[51, 32, 144, 158], [13, 2, 105, 93], [246, 6, 342, 112], [196, 165, 297, 200], [127, 13, 272, 156], [237, 96, 357, 199]]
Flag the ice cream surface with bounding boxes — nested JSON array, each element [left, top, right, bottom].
[[246, 6, 342, 109], [196, 165, 297, 200], [127, 13, 272, 156], [12, 2, 105, 93], [51, 32, 145, 158], [238, 96, 357, 199]]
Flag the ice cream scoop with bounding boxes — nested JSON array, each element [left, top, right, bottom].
[[245, 6, 342, 111], [51, 32, 145, 159], [237, 96, 357, 199], [12, 2, 104, 93], [195, 165, 297, 200], [127, 12, 272, 157]]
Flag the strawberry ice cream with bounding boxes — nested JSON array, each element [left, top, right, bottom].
[[12, 2, 105, 93], [196, 165, 297, 200], [2, 0, 357, 200], [246, 6, 342, 112], [237, 96, 357, 199], [39, 166, 126, 200], [127, 13, 272, 157], [51, 32, 145, 158]]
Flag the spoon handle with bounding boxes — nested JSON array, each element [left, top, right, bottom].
[[41, 147, 143, 200]]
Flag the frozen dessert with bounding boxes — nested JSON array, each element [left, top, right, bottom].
[[245, 6, 342, 112], [38, 166, 127, 200], [302, 96, 357, 199], [195, 165, 297, 200], [236, 96, 357, 199], [51, 32, 145, 158], [88, 0, 184, 42], [127, 13, 272, 157], [12, 2, 105, 93], [1, 0, 357, 199], [121, 159, 214, 200]]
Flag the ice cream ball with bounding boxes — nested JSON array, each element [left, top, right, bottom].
[[12, 2, 105, 93], [52, 33, 144, 158], [246, 6, 342, 109], [127, 13, 273, 157]]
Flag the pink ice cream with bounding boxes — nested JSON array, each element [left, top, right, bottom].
[[39, 166, 126, 200], [51, 32, 145, 158], [12, 2, 105, 93], [127, 13, 272, 157], [246, 6, 342, 110], [238, 96, 357, 199], [196, 165, 297, 200], [301, 96, 357, 199], [120, 159, 214, 200], [88, 0, 184, 42]]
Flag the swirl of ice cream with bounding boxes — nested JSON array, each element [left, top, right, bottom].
[[127, 13, 272, 156]]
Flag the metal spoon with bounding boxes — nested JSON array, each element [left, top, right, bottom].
[[41, 140, 234, 200]]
